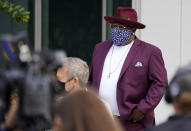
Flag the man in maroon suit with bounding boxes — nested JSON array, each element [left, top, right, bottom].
[[88, 7, 168, 131]]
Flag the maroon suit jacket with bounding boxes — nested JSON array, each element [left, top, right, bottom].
[[88, 37, 168, 130]]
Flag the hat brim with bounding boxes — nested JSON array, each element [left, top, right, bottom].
[[104, 16, 145, 29]]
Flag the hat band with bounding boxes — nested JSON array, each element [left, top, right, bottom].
[[113, 16, 137, 22]]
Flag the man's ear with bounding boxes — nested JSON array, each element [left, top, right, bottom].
[[132, 28, 136, 33], [73, 76, 80, 84], [72, 77, 82, 89], [172, 101, 181, 115]]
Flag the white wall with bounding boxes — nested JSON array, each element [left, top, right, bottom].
[[181, 0, 191, 65], [133, 0, 191, 125]]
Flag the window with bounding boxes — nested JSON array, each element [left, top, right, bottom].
[[49, 0, 102, 65]]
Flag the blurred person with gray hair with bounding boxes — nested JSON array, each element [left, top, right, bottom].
[[56, 57, 113, 116], [56, 57, 89, 92]]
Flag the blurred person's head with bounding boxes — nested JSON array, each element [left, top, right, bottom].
[[165, 64, 191, 115], [56, 57, 89, 92], [53, 90, 122, 131]]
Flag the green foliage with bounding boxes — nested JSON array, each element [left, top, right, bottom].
[[0, 0, 30, 23]]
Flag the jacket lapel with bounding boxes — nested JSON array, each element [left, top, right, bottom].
[[118, 38, 142, 81], [97, 40, 113, 87]]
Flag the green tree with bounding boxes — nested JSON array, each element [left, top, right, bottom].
[[0, 0, 30, 23]]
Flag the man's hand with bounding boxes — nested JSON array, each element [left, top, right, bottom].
[[128, 108, 144, 122]]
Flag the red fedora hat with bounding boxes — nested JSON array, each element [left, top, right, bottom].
[[104, 7, 145, 29]]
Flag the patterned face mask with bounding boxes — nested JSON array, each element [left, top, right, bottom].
[[111, 27, 132, 46]]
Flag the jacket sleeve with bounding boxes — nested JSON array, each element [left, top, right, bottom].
[[145, 127, 155, 131], [137, 49, 168, 114]]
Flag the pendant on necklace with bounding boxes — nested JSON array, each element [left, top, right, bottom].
[[108, 73, 111, 78]]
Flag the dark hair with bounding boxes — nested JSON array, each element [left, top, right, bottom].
[[165, 64, 191, 103], [173, 74, 191, 113], [165, 64, 191, 113], [54, 90, 122, 131]]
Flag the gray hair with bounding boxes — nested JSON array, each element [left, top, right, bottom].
[[63, 57, 89, 87]]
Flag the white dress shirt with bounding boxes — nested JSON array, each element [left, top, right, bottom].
[[99, 41, 134, 116]]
